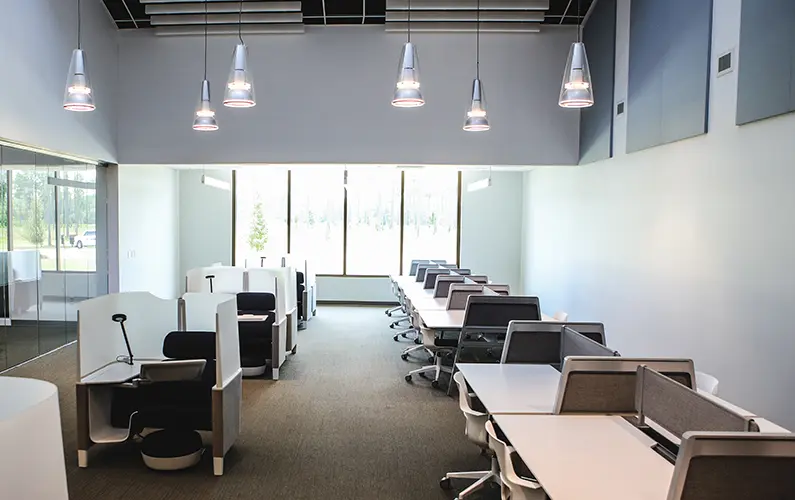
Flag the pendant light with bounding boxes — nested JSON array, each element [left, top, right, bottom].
[[463, 0, 490, 132], [224, 0, 256, 108], [64, 0, 95, 112], [193, 0, 219, 131], [392, 0, 424, 108], [559, 0, 594, 108]]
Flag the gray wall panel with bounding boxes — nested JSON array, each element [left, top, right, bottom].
[[736, 0, 795, 125], [580, 0, 617, 165], [627, 0, 712, 153]]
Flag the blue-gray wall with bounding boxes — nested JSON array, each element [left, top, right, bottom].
[[579, 0, 617, 164], [736, 0, 795, 125], [626, 0, 713, 153]]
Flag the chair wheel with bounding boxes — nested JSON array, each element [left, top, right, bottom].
[[414, 337, 421, 345], [393, 335, 399, 341], [431, 380, 440, 389], [387, 312, 392, 317], [440, 478, 452, 490], [428, 356, 434, 363], [400, 353, 409, 361], [405, 375, 412, 382], [390, 324, 396, 329]]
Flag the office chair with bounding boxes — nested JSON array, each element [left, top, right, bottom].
[[667, 433, 795, 500], [439, 372, 498, 498], [485, 421, 545, 500], [695, 371, 719, 395]]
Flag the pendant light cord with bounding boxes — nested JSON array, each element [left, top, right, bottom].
[[77, 0, 82, 49], [577, 0, 581, 42], [476, 0, 480, 79], [239, 0, 244, 44], [203, 0, 208, 79], [407, 0, 411, 43]]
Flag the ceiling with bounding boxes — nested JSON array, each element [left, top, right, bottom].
[[102, 0, 594, 32]]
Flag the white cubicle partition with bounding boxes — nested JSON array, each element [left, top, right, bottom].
[[181, 292, 236, 331], [246, 267, 290, 374], [185, 266, 245, 294], [212, 297, 242, 476], [76, 292, 179, 379]]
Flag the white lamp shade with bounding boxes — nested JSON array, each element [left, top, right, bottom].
[[559, 42, 594, 108], [0, 377, 68, 500], [224, 43, 256, 108], [392, 42, 425, 107], [193, 79, 219, 131], [463, 78, 490, 131], [64, 49, 95, 112]]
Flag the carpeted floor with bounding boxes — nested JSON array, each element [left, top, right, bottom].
[[6, 305, 500, 500]]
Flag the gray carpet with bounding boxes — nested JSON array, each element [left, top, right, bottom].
[[6, 305, 499, 500]]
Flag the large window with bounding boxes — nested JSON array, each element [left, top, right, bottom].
[[234, 168, 288, 266], [290, 168, 345, 274], [233, 167, 461, 275], [345, 168, 402, 276], [402, 169, 459, 272]]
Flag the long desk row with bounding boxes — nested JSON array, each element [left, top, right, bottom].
[[457, 362, 790, 500]]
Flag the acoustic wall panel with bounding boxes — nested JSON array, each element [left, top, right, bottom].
[[736, 0, 795, 125], [579, 0, 617, 165], [626, 0, 712, 153]]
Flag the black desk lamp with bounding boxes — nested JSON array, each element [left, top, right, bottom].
[[112, 313, 134, 365], [205, 275, 215, 293]]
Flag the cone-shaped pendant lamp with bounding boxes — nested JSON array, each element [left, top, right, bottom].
[[463, 0, 490, 131], [224, 1, 256, 108], [193, 1, 219, 131], [64, 0, 95, 112], [392, 0, 424, 107], [559, 0, 594, 108]]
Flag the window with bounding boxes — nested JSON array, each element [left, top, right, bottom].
[[233, 167, 461, 275], [12, 169, 57, 270], [57, 169, 97, 271], [345, 168, 402, 276], [234, 168, 288, 266], [290, 168, 345, 274], [402, 169, 459, 271]]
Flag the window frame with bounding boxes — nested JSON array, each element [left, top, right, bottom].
[[232, 169, 462, 276]]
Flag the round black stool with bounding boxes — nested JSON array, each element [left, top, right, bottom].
[[140, 430, 203, 471]]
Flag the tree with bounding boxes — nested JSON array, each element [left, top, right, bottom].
[[247, 200, 268, 252], [25, 202, 46, 246]]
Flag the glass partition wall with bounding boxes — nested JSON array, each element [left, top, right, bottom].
[[0, 145, 103, 371]]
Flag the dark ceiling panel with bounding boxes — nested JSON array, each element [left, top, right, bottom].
[[102, 0, 592, 28]]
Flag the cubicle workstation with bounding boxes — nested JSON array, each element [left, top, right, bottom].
[[248, 254, 317, 326], [75, 292, 242, 476]]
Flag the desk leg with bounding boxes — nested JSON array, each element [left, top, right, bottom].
[[76, 384, 92, 467]]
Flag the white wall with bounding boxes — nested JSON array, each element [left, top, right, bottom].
[[0, 0, 118, 162], [178, 169, 233, 283], [461, 170, 524, 293], [522, 0, 795, 428], [117, 166, 180, 298], [117, 26, 578, 166]]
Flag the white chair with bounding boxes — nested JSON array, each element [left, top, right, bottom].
[[440, 372, 500, 498], [696, 371, 719, 395], [486, 421, 546, 500], [553, 310, 569, 322], [400, 309, 434, 363]]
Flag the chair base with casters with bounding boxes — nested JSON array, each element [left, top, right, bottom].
[[439, 449, 502, 499], [400, 343, 434, 363], [140, 429, 204, 471], [385, 305, 402, 316], [405, 329, 456, 388], [392, 327, 418, 342]]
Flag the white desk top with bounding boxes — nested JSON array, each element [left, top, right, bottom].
[[495, 414, 673, 500], [80, 360, 160, 385], [418, 309, 554, 330], [458, 363, 560, 414], [409, 296, 448, 311], [238, 314, 270, 322]]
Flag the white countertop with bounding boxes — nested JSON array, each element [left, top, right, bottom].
[[457, 363, 561, 414]]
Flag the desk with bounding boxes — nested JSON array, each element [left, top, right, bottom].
[[457, 363, 560, 414], [237, 314, 270, 322], [81, 360, 160, 385], [408, 296, 448, 311], [495, 414, 673, 500], [418, 310, 554, 330]]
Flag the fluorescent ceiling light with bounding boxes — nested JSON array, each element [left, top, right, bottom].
[[467, 177, 492, 192], [202, 174, 231, 191]]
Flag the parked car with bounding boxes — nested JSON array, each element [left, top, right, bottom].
[[73, 230, 96, 249]]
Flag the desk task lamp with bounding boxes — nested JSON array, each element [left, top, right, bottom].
[[205, 275, 215, 293], [112, 313, 134, 366]]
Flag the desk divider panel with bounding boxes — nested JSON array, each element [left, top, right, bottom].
[[446, 284, 484, 310], [215, 298, 241, 387], [485, 284, 510, 295], [500, 321, 605, 365], [434, 275, 466, 298], [76, 292, 179, 378], [186, 266, 245, 294], [247, 269, 285, 323], [466, 275, 489, 284], [181, 292, 236, 331], [424, 268, 451, 289], [560, 326, 615, 358], [636, 367, 759, 439], [463, 295, 541, 327], [554, 358, 696, 415]]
